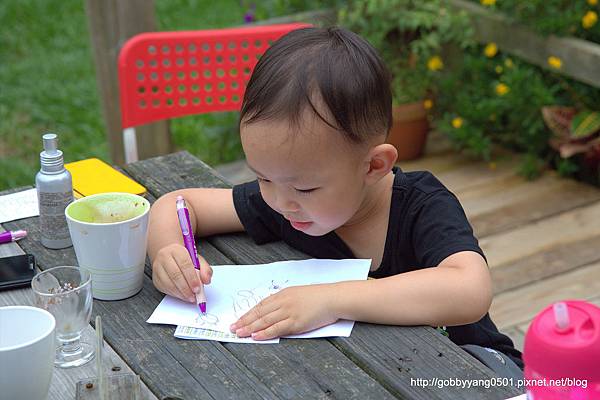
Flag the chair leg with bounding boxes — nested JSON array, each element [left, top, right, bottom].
[[123, 127, 139, 164]]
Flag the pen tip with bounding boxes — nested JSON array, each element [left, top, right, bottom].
[[199, 302, 206, 314]]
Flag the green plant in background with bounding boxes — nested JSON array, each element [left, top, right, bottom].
[[0, 0, 324, 192], [338, 0, 474, 105], [433, 40, 600, 180], [434, 45, 560, 178], [0, 0, 108, 191], [475, 0, 600, 44], [245, 0, 342, 20]]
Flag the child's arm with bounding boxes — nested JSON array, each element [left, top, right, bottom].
[[147, 188, 244, 301], [333, 251, 492, 326], [231, 251, 492, 340]]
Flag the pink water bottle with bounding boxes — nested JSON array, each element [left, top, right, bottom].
[[523, 300, 600, 399]]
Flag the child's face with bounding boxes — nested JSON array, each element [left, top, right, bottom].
[[241, 114, 372, 236]]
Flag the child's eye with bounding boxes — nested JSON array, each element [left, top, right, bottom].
[[257, 177, 271, 183], [295, 188, 318, 195]]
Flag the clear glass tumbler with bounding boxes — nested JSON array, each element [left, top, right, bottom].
[[32, 266, 94, 368]]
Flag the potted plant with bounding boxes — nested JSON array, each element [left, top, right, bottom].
[[339, 0, 473, 160]]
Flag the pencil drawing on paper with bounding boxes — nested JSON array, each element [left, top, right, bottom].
[[230, 279, 291, 318], [193, 312, 219, 327]]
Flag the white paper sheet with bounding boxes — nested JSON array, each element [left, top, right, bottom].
[[0, 188, 39, 223], [147, 258, 371, 341]]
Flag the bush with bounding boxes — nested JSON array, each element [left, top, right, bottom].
[[474, 0, 600, 44], [434, 42, 600, 180], [338, 0, 473, 104]]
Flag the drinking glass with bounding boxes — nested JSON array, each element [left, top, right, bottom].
[[32, 266, 94, 368]]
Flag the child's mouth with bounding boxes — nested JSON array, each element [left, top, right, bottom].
[[289, 220, 313, 230]]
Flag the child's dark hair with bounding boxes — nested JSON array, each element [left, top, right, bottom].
[[240, 26, 392, 143]]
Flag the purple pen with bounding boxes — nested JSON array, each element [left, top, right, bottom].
[[0, 230, 27, 244], [176, 195, 207, 314]]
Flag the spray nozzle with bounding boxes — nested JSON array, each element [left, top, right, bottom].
[[553, 302, 571, 333], [42, 133, 58, 155]]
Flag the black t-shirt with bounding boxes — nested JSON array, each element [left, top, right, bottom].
[[232, 167, 523, 368]]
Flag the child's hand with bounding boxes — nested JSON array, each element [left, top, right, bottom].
[[229, 284, 338, 340], [151, 243, 213, 302]]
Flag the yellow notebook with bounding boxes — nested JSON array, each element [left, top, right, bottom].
[[65, 158, 146, 197]]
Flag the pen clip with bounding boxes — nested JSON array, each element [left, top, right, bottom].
[[178, 210, 190, 236], [176, 198, 191, 236]]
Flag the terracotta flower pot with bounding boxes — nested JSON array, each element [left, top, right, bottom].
[[387, 101, 430, 161]]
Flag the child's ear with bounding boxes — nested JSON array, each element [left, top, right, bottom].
[[364, 144, 398, 185]]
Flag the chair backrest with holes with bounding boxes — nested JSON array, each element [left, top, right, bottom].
[[118, 23, 311, 129]]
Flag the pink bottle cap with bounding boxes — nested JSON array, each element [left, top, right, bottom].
[[524, 300, 600, 381]]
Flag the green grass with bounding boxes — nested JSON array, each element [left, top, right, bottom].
[[0, 0, 298, 192]]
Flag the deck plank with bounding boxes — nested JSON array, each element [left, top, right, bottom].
[[480, 200, 600, 264], [400, 152, 473, 176], [490, 260, 600, 329], [489, 233, 600, 294], [465, 174, 600, 238], [436, 157, 520, 195]]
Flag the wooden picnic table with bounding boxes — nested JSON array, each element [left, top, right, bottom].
[[0, 151, 524, 400]]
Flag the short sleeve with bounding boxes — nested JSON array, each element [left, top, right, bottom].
[[411, 190, 486, 267], [232, 180, 284, 245]]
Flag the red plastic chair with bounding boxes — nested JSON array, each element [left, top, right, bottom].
[[118, 23, 310, 163]]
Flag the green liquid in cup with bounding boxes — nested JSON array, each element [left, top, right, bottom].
[[67, 194, 148, 223]]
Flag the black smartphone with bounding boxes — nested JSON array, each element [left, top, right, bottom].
[[0, 254, 36, 290]]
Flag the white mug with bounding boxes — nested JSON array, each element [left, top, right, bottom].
[[0, 306, 56, 400], [65, 192, 150, 300]]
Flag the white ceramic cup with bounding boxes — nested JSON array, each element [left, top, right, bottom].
[[65, 192, 150, 300], [0, 306, 56, 400]]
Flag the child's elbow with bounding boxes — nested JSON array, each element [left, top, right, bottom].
[[463, 277, 493, 324]]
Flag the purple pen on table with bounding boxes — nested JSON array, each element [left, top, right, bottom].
[[176, 195, 207, 314], [0, 230, 27, 245]]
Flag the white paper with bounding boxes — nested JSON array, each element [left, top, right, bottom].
[[505, 395, 526, 400], [0, 188, 39, 223], [284, 319, 356, 339], [147, 258, 371, 341], [174, 326, 279, 344]]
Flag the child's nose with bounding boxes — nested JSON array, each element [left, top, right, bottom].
[[281, 201, 300, 213], [273, 191, 300, 213], [279, 198, 300, 213]]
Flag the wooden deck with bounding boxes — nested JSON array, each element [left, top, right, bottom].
[[216, 131, 600, 352]]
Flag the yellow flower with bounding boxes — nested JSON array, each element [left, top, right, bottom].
[[582, 11, 598, 28], [484, 42, 498, 58], [480, 0, 496, 5], [504, 58, 514, 68], [495, 83, 510, 96], [588, 0, 598, 5], [452, 117, 463, 129], [495, 65, 503, 74], [423, 99, 433, 110], [547, 56, 562, 69], [427, 56, 444, 71], [488, 162, 497, 170]]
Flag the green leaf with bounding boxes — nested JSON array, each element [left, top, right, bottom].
[[571, 111, 600, 139]]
